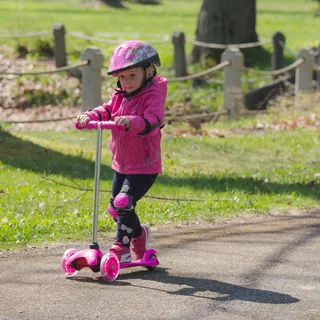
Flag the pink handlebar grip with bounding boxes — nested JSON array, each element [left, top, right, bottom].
[[74, 121, 125, 131]]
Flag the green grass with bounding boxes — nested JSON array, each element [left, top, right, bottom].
[[0, 0, 318, 50], [1, 0, 320, 249], [1, 111, 320, 249]]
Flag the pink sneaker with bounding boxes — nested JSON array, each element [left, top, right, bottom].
[[131, 224, 150, 261], [109, 242, 132, 263]]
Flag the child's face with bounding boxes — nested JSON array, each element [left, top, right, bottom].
[[117, 67, 145, 93]]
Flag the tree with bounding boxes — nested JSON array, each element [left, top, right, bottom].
[[190, 0, 259, 66]]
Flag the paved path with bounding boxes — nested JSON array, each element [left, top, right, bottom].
[[0, 212, 319, 320]]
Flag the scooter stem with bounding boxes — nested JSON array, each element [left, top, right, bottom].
[[91, 123, 102, 247]]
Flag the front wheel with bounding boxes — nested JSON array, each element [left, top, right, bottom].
[[100, 252, 120, 282], [61, 248, 78, 276]]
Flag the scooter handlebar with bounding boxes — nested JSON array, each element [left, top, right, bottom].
[[75, 121, 126, 131]]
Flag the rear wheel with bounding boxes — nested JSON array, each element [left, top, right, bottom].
[[146, 253, 158, 271]]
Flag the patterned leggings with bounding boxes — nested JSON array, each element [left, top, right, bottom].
[[110, 171, 158, 247]]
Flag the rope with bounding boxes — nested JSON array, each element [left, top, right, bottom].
[[165, 110, 228, 123], [68, 32, 169, 45], [1, 110, 230, 125], [0, 60, 88, 76], [243, 58, 304, 76], [207, 78, 224, 85], [68, 32, 123, 44], [0, 31, 51, 39], [272, 74, 293, 83], [167, 60, 231, 82], [278, 40, 298, 57], [187, 39, 271, 49], [0, 116, 75, 124], [40, 176, 234, 202], [95, 32, 171, 44], [313, 64, 320, 72]]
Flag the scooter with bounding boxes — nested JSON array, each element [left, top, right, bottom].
[[60, 120, 159, 282]]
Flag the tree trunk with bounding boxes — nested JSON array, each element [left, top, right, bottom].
[[190, 0, 258, 65]]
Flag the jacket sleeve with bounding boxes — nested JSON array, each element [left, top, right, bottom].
[[82, 93, 117, 121], [127, 89, 166, 136]]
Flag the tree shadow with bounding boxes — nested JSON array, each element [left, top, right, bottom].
[[136, 0, 162, 5], [241, 46, 272, 69], [257, 9, 313, 17], [69, 268, 298, 304], [66, 214, 320, 306], [0, 128, 113, 180], [99, 0, 127, 9], [123, 269, 299, 304], [157, 173, 320, 202], [1, 129, 319, 200]]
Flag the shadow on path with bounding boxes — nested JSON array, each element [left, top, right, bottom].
[[0, 128, 114, 180], [68, 268, 299, 304]]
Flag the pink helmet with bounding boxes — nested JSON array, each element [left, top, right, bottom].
[[107, 40, 161, 76]]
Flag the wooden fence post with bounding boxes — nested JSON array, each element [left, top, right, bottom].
[[81, 46, 104, 112], [295, 49, 315, 94], [222, 47, 244, 119], [272, 32, 285, 80], [172, 31, 187, 77], [53, 23, 67, 68]]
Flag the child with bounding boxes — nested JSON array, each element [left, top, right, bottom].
[[76, 40, 167, 263]]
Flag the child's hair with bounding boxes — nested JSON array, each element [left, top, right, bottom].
[[107, 40, 161, 77]]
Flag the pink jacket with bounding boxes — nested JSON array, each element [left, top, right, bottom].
[[83, 76, 167, 174]]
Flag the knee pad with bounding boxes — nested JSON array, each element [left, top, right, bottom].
[[107, 204, 118, 219], [114, 185, 134, 211]]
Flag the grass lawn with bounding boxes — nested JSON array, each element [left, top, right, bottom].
[[0, 0, 319, 62], [0, 0, 320, 249], [1, 101, 320, 249]]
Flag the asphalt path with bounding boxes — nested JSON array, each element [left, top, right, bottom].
[[0, 212, 319, 320]]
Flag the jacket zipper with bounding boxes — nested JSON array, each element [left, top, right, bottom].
[[118, 98, 130, 171]]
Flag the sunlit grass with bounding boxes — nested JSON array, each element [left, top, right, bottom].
[[1, 103, 320, 249], [1, 0, 320, 249]]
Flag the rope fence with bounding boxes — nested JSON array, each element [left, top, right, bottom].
[[187, 39, 271, 49], [0, 24, 319, 124], [243, 58, 304, 76], [68, 31, 170, 45], [0, 116, 76, 124], [0, 60, 88, 76], [278, 40, 298, 57], [167, 60, 231, 82], [0, 31, 51, 39]]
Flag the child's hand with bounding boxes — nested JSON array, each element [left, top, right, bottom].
[[115, 116, 131, 128], [76, 114, 90, 127]]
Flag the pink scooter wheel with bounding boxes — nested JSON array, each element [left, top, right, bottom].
[[61, 248, 78, 276], [100, 252, 120, 282], [146, 253, 158, 271]]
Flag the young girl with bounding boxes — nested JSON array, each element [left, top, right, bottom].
[[76, 40, 167, 263]]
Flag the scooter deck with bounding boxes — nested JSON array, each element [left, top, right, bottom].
[[120, 248, 159, 269]]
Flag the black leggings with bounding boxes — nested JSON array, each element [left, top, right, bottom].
[[111, 171, 158, 246]]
